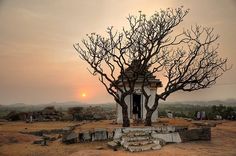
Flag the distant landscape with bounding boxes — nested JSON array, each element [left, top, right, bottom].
[[1, 99, 235, 120]]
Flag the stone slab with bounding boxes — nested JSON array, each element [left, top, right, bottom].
[[151, 132, 182, 143]]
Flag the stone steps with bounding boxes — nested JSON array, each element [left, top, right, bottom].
[[123, 131, 150, 137], [122, 140, 154, 148], [122, 136, 150, 142], [120, 130, 163, 152], [109, 126, 211, 152], [126, 143, 162, 152]]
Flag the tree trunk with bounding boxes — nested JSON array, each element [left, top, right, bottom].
[[145, 110, 154, 126], [145, 98, 159, 126], [122, 105, 130, 127]]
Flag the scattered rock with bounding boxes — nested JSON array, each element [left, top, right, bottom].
[[49, 136, 57, 141], [41, 139, 48, 146], [33, 140, 43, 144], [166, 126, 175, 133], [62, 131, 78, 144], [95, 146, 104, 150], [62, 126, 74, 131], [107, 141, 119, 150]]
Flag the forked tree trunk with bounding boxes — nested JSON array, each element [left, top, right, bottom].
[[145, 110, 154, 126], [145, 100, 159, 126], [122, 105, 130, 127]]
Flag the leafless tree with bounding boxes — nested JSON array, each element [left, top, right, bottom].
[[74, 7, 230, 127]]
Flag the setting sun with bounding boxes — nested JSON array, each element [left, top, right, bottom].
[[82, 93, 86, 97]]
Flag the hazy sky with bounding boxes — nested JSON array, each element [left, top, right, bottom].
[[0, 0, 235, 105]]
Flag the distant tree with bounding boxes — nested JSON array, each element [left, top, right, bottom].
[[74, 7, 230, 127], [212, 105, 235, 119]]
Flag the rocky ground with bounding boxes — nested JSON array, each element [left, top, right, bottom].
[[0, 119, 236, 156]]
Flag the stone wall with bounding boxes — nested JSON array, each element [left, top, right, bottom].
[[61, 125, 210, 145], [27, 125, 211, 151]]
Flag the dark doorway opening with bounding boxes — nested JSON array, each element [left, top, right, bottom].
[[133, 94, 141, 119]]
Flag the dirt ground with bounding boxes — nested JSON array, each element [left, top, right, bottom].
[[0, 119, 236, 156]]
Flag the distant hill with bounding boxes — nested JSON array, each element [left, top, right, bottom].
[[7, 103, 27, 107], [160, 99, 236, 107], [1, 99, 236, 110], [0, 101, 116, 112]]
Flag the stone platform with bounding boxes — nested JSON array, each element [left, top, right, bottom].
[[109, 126, 211, 152]]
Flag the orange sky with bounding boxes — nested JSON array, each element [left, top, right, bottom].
[[0, 0, 235, 104]]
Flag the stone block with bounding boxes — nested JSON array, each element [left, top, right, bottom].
[[179, 127, 211, 142], [167, 126, 175, 133], [79, 131, 91, 142], [171, 132, 182, 143], [174, 126, 188, 132], [154, 127, 162, 132], [113, 128, 122, 140], [107, 131, 114, 140], [62, 131, 78, 144], [161, 126, 168, 133], [92, 128, 107, 141]]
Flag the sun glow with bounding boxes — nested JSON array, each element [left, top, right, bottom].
[[81, 93, 86, 97]]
